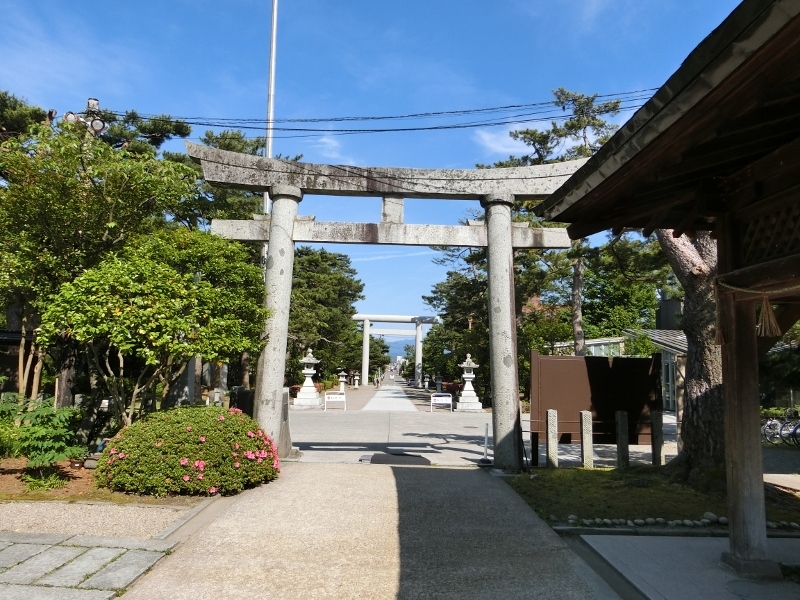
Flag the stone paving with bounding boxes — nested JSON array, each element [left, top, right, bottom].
[[0, 532, 176, 599]]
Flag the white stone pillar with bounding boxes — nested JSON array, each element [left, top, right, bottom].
[[361, 319, 370, 389], [415, 320, 423, 388], [254, 184, 302, 458], [482, 193, 522, 472]]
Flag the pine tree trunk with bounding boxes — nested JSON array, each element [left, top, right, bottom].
[[571, 247, 586, 357], [656, 230, 724, 476]]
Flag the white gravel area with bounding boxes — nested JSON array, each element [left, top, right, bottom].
[[0, 501, 191, 539]]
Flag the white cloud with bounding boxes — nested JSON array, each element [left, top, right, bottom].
[[473, 127, 530, 156], [311, 135, 358, 165]]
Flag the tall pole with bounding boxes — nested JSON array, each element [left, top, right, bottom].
[[263, 0, 279, 215]]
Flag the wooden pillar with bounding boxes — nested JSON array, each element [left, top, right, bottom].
[[719, 296, 781, 578]]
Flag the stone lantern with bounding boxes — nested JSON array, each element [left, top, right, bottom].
[[294, 349, 321, 409], [423, 374, 430, 390], [353, 371, 360, 389], [456, 354, 483, 412], [338, 370, 347, 393]]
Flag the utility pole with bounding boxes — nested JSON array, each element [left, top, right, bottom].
[[263, 0, 279, 216]]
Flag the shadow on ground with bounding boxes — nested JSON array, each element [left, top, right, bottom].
[[389, 465, 616, 599]]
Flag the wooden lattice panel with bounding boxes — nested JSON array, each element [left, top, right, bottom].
[[740, 203, 800, 266]]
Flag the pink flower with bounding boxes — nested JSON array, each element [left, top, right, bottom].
[[155, 441, 162, 447], [247, 431, 255, 438], [186, 426, 192, 432], [257, 458, 263, 464], [234, 462, 240, 468], [234, 443, 240, 450], [232, 452, 238, 458], [209, 487, 217, 495], [109, 448, 117, 454], [194, 460, 206, 471], [199, 436, 206, 442], [229, 407, 242, 414], [257, 430, 263, 437], [115, 433, 122, 439], [118, 453, 126, 459], [218, 415, 225, 421], [180, 458, 188, 466], [197, 473, 204, 480], [182, 475, 190, 482]]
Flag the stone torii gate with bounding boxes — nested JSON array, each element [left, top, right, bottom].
[[352, 314, 439, 388], [187, 142, 583, 471]]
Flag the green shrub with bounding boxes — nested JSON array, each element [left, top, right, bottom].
[[17, 400, 85, 469], [95, 406, 280, 496], [0, 424, 20, 458], [761, 407, 799, 420], [0, 394, 21, 458]]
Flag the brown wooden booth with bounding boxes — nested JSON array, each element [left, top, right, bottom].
[[529, 351, 662, 445], [535, 0, 800, 579]]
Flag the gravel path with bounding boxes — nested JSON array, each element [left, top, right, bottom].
[[0, 501, 191, 539]]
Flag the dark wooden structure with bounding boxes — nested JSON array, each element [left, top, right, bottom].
[[536, 0, 800, 579], [529, 351, 661, 444]]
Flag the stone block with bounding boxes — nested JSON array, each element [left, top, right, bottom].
[[0, 583, 115, 600], [546, 409, 558, 468], [0, 544, 49, 568], [38, 547, 126, 587], [0, 545, 85, 584], [0, 532, 71, 545], [579, 410, 593, 469], [80, 549, 164, 590]]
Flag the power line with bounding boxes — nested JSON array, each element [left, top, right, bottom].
[[93, 89, 656, 136]]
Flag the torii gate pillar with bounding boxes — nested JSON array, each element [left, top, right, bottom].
[[254, 184, 302, 458], [414, 320, 423, 387], [361, 318, 370, 384], [483, 193, 523, 471]]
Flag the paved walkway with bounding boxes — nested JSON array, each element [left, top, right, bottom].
[[124, 463, 620, 600], [0, 532, 176, 599], [1, 378, 798, 598]]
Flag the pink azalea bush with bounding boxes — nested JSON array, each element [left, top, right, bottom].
[[95, 406, 280, 496]]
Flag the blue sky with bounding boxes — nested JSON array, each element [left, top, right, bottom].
[[1, 0, 741, 337]]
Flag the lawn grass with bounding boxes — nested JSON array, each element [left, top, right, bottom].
[[506, 465, 800, 524]]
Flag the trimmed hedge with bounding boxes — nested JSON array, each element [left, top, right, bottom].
[[95, 406, 279, 496]]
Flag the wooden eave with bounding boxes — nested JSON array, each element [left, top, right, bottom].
[[535, 0, 800, 242]]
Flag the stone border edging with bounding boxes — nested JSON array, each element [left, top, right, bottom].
[[152, 495, 218, 540], [552, 525, 800, 538]]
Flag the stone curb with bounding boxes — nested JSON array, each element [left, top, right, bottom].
[[552, 525, 800, 539], [63, 536, 177, 551], [152, 495, 217, 540]]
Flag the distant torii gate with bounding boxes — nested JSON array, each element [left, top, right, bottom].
[[352, 314, 439, 387], [187, 142, 583, 471]]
